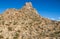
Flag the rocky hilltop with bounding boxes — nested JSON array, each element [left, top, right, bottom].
[[0, 2, 60, 39]]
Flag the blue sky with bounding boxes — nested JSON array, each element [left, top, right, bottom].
[[0, 0, 60, 20]]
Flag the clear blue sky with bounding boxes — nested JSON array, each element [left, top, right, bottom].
[[0, 0, 60, 20]]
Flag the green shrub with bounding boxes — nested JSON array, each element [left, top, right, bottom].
[[13, 21, 17, 25], [13, 32, 19, 39], [0, 35, 3, 38], [2, 21, 5, 25], [8, 27, 12, 31]]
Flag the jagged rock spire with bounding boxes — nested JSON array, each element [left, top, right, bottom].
[[25, 2, 32, 7], [24, 2, 33, 9]]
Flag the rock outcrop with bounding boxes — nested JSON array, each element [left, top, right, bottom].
[[0, 2, 60, 39]]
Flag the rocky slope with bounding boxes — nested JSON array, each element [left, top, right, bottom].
[[0, 2, 60, 39]]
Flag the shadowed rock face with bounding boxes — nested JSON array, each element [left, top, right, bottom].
[[0, 2, 60, 39]]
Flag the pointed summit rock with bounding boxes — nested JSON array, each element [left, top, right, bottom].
[[23, 2, 33, 9], [25, 2, 32, 7]]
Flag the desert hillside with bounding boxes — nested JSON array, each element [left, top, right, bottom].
[[0, 2, 60, 39]]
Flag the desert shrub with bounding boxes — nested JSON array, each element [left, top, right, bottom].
[[0, 18, 1, 20], [0, 35, 3, 38], [50, 31, 60, 37], [13, 21, 17, 25], [8, 27, 12, 31], [54, 31, 60, 34], [21, 22, 24, 24], [6, 38, 8, 39], [17, 30, 20, 33], [13, 32, 19, 39], [9, 22, 12, 24], [0, 17, 2, 20], [2, 21, 5, 25], [54, 31, 60, 37], [0, 30, 2, 33], [5, 24, 10, 26]]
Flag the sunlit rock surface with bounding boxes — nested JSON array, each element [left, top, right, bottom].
[[0, 2, 60, 39]]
